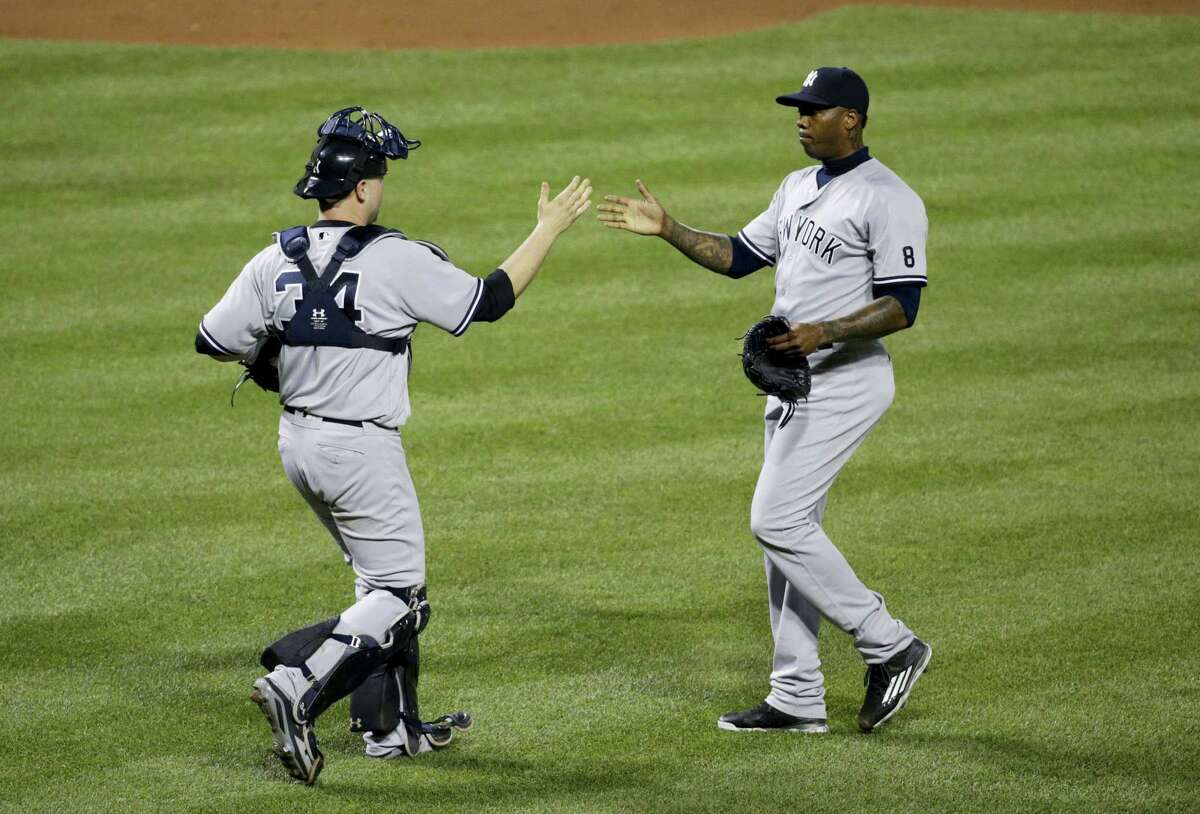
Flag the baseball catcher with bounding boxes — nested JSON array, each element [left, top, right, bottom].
[[195, 105, 591, 784]]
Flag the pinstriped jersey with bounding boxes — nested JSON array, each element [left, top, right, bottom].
[[199, 224, 482, 428], [738, 157, 927, 354]]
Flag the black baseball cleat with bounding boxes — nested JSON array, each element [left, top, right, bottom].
[[857, 637, 933, 732], [717, 701, 829, 733], [251, 675, 324, 784]]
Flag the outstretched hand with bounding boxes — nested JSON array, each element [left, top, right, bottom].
[[538, 176, 593, 236], [597, 179, 669, 236]]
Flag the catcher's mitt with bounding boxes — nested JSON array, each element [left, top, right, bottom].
[[230, 335, 281, 406], [741, 315, 811, 403]]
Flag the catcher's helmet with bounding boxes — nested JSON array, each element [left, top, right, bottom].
[[294, 107, 421, 200]]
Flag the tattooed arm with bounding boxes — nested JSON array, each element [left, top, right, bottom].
[[597, 179, 732, 273], [766, 296, 910, 356], [660, 216, 732, 272]]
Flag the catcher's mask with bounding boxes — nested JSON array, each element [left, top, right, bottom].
[[294, 107, 421, 201]]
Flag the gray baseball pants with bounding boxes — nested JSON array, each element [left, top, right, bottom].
[[751, 346, 914, 720], [278, 410, 426, 591]]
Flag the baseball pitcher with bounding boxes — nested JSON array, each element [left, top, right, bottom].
[[599, 68, 932, 734]]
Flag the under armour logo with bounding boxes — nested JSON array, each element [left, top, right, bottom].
[[311, 308, 328, 331], [803, 70, 819, 87]]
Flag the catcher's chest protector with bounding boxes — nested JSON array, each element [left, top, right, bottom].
[[274, 225, 409, 355]]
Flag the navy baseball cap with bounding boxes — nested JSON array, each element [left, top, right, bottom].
[[776, 67, 869, 116]]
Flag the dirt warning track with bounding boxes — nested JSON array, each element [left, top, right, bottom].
[[3, 0, 1196, 50]]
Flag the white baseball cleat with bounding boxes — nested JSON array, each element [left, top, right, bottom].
[[250, 671, 324, 784], [363, 711, 474, 758]]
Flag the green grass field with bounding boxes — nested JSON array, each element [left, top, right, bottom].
[[2, 5, 1198, 812]]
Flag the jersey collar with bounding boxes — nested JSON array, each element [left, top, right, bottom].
[[821, 146, 871, 177], [311, 219, 357, 227]]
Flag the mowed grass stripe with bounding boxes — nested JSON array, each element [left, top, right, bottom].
[[2, 5, 1198, 812]]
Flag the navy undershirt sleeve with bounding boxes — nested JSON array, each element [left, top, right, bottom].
[[726, 234, 770, 279], [873, 283, 923, 327], [195, 331, 225, 356], [471, 269, 516, 322]]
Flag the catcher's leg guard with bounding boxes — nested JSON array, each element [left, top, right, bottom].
[[260, 617, 339, 671], [295, 590, 418, 723], [349, 636, 421, 734], [349, 591, 428, 734]]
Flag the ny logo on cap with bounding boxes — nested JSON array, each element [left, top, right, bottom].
[[803, 70, 819, 88]]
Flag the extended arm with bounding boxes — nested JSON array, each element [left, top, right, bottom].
[[598, 180, 736, 273], [499, 176, 592, 297], [471, 177, 591, 323], [659, 216, 732, 273]]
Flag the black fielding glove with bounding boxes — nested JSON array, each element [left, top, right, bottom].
[[231, 335, 281, 405], [740, 315, 811, 403]]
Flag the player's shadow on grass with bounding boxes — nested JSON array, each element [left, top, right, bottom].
[[311, 751, 660, 807], [902, 730, 1185, 788]]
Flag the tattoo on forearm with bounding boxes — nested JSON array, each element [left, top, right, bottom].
[[663, 219, 732, 273], [822, 296, 908, 343]]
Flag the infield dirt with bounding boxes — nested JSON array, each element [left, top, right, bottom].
[[4, 0, 1196, 50]]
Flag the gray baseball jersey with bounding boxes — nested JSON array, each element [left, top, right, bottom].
[[738, 157, 927, 364], [738, 156, 926, 720], [200, 223, 485, 589], [199, 224, 483, 428]]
